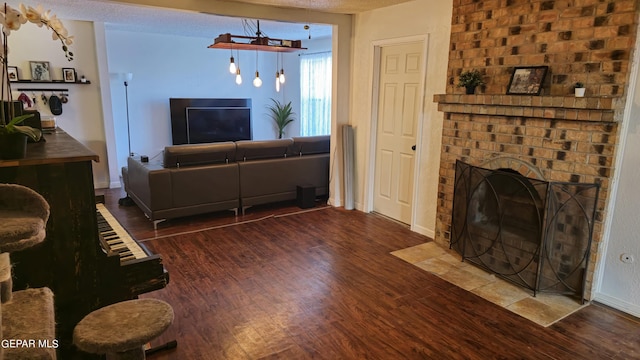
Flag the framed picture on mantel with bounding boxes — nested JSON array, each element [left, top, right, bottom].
[[506, 66, 548, 95]]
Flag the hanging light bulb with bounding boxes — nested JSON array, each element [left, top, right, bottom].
[[276, 72, 280, 92], [278, 52, 286, 84], [229, 56, 236, 74], [253, 71, 262, 87], [228, 46, 236, 74], [304, 24, 311, 40], [235, 49, 242, 84], [253, 50, 261, 87], [279, 69, 286, 84], [235, 68, 242, 85]]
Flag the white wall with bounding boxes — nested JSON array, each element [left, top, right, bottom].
[[103, 28, 306, 177], [595, 26, 640, 316], [7, 19, 110, 188], [351, 0, 453, 237]]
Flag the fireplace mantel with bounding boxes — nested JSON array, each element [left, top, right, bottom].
[[433, 94, 624, 122]]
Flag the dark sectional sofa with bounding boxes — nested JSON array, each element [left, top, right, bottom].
[[122, 136, 330, 228]]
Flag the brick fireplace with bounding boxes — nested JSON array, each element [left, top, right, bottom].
[[433, 0, 638, 299]]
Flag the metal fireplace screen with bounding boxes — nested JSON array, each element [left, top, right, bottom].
[[450, 160, 599, 301]]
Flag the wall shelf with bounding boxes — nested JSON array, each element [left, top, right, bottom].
[[12, 79, 91, 85]]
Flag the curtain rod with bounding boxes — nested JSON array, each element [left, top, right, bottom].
[[298, 50, 331, 56]]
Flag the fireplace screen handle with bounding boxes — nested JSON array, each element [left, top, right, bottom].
[[412, 145, 416, 151]]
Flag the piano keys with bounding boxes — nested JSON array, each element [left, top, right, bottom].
[[96, 202, 147, 262], [95, 202, 169, 298]]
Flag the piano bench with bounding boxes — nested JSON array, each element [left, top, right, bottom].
[[73, 299, 174, 360]]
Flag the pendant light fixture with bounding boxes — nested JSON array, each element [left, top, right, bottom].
[[208, 19, 305, 87], [253, 71, 262, 87], [279, 52, 286, 84], [236, 68, 243, 85], [235, 50, 242, 85], [275, 53, 281, 92], [253, 50, 262, 87], [228, 46, 236, 74], [209, 20, 306, 52]]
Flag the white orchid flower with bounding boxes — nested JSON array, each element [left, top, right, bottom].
[[2, 5, 24, 35], [41, 9, 51, 22], [0, 2, 74, 74], [20, 4, 44, 25]]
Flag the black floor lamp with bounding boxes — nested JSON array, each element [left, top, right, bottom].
[[119, 72, 135, 207], [124, 72, 134, 157]]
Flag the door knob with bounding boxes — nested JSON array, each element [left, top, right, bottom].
[[411, 145, 416, 151]]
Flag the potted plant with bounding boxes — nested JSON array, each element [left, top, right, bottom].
[[457, 69, 485, 94], [0, 113, 40, 159], [267, 98, 295, 139], [574, 82, 585, 97]]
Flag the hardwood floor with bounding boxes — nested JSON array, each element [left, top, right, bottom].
[[99, 188, 640, 359]]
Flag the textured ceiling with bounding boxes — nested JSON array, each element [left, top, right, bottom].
[[2, 0, 331, 39], [3, 0, 413, 40], [218, 0, 415, 14]]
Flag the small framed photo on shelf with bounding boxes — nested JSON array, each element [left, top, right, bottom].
[[506, 66, 548, 95], [62, 68, 76, 83], [29, 61, 51, 81], [7, 66, 18, 82]]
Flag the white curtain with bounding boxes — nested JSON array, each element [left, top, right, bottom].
[[300, 52, 332, 136]]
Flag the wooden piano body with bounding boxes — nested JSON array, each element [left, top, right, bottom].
[[0, 130, 167, 359]]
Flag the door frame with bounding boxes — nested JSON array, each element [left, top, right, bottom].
[[363, 34, 429, 230]]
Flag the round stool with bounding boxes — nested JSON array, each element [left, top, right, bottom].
[[73, 299, 174, 360]]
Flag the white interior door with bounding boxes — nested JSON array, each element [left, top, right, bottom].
[[373, 42, 423, 224]]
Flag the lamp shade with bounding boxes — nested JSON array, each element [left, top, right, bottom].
[[125, 73, 133, 82]]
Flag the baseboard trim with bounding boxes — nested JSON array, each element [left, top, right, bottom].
[[411, 224, 435, 239], [593, 292, 640, 318]]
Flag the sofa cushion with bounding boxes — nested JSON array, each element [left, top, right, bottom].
[[235, 139, 293, 161], [291, 135, 330, 156], [164, 142, 236, 168]]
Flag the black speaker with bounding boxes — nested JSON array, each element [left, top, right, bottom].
[[1, 101, 22, 120], [296, 185, 316, 209]]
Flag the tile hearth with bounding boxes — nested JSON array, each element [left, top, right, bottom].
[[391, 242, 587, 327]]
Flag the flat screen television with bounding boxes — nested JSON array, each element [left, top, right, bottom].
[[170, 98, 252, 145], [186, 107, 251, 144]]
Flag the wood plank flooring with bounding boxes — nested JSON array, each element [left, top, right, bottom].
[[99, 189, 640, 359]]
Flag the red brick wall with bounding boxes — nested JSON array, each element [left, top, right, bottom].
[[435, 0, 638, 298], [447, 0, 638, 97]]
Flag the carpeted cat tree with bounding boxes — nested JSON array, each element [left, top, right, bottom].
[[0, 183, 55, 359]]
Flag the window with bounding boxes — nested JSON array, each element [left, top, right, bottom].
[[300, 52, 332, 136]]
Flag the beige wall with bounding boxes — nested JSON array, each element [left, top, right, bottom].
[[8, 20, 109, 188], [351, 0, 453, 236]]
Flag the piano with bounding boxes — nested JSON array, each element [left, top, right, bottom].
[[0, 130, 168, 359], [96, 201, 169, 298]]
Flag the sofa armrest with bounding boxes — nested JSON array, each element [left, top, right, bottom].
[[125, 157, 172, 213]]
